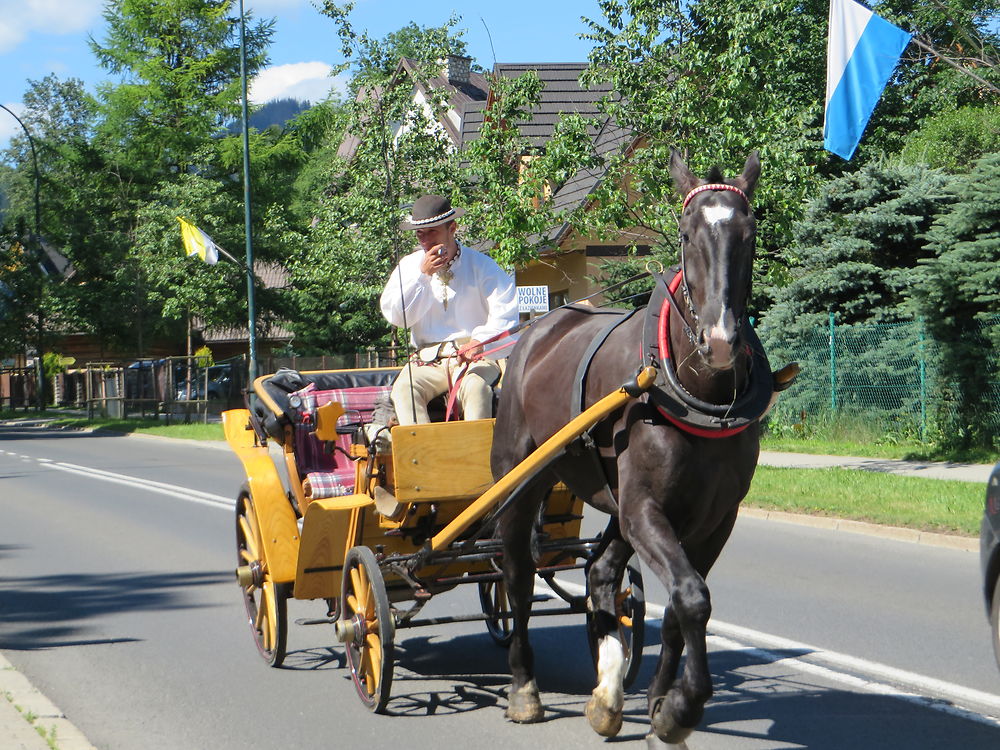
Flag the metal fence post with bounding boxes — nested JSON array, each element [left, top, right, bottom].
[[918, 318, 927, 441], [829, 311, 837, 412]]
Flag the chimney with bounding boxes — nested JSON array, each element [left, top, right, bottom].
[[443, 55, 471, 86]]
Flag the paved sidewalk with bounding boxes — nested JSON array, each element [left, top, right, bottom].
[[0, 653, 97, 750], [759, 450, 994, 483]]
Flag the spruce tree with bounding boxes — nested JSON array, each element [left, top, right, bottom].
[[911, 152, 1000, 449]]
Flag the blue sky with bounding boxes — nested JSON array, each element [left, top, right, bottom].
[[0, 0, 604, 147]]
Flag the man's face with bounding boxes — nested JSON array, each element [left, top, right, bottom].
[[415, 221, 457, 260]]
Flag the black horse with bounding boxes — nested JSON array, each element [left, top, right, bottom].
[[491, 151, 771, 746]]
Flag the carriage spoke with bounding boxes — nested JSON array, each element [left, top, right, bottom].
[[357, 566, 371, 610], [262, 584, 277, 650], [366, 633, 383, 682], [346, 592, 361, 613], [350, 568, 365, 608], [498, 583, 511, 633], [239, 517, 258, 556]]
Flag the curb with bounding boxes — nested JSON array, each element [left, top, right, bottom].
[[738, 506, 978, 552], [0, 654, 97, 750]]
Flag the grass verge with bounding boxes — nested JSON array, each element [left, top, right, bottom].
[[746, 465, 984, 536], [57, 418, 224, 441]]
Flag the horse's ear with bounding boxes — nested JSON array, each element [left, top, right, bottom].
[[733, 151, 761, 198], [669, 149, 700, 197]]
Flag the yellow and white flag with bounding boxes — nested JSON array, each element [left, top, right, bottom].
[[177, 216, 220, 265]]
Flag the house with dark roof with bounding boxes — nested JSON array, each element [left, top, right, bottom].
[[338, 55, 491, 161], [340, 56, 656, 309], [460, 62, 652, 308]]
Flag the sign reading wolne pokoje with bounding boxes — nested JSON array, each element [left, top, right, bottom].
[[517, 285, 549, 313]]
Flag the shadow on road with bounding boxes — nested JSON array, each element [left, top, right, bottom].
[[0, 426, 146, 442], [313, 618, 1000, 748], [0, 568, 230, 650]]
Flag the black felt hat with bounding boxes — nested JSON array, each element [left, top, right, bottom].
[[400, 195, 466, 230]]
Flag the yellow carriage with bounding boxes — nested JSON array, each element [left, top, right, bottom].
[[224, 365, 655, 712]]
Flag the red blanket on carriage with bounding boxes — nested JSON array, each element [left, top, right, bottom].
[[289, 383, 393, 495]]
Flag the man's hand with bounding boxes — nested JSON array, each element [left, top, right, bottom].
[[457, 339, 483, 364], [419, 244, 451, 276]]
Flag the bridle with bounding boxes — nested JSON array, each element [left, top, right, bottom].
[[670, 183, 753, 349]]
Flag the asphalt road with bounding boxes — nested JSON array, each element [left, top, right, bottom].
[[2, 426, 1000, 749]]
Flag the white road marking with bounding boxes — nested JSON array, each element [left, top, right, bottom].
[[539, 578, 1000, 728], [7, 451, 236, 510]]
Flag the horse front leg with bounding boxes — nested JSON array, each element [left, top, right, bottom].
[[500, 483, 549, 724], [622, 508, 713, 745], [584, 517, 633, 737]]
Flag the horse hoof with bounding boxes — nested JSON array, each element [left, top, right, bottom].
[[649, 691, 703, 747], [651, 715, 695, 746], [506, 683, 544, 724], [650, 697, 696, 745], [645, 733, 689, 749], [585, 694, 623, 737]]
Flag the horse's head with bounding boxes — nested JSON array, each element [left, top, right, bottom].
[[670, 151, 760, 371]]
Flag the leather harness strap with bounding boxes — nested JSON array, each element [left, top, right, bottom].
[[560, 306, 644, 510], [571, 307, 643, 419]]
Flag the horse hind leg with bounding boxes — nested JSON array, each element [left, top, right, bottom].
[[584, 519, 633, 738], [500, 471, 553, 724]]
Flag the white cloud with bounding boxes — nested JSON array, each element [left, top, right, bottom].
[[0, 0, 103, 54], [250, 62, 344, 105]]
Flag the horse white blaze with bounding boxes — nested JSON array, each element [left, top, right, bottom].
[[594, 636, 626, 710], [708, 308, 735, 368], [701, 204, 734, 226]]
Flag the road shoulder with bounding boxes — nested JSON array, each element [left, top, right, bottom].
[[0, 653, 97, 750]]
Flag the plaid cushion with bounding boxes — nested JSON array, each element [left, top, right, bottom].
[[289, 383, 394, 482], [303, 471, 354, 499]]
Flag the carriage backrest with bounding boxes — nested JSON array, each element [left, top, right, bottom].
[[252, 368, 397, 442], [252, 368, 397, 497]]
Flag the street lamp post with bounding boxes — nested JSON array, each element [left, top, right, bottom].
[[238, 0, 259, 383], [0, 103, 45, 410]]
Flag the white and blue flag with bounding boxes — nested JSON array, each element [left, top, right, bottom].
[[824, 0, 913, 160]]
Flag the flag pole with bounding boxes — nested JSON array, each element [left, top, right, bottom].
[[238, 0, 258, 381]]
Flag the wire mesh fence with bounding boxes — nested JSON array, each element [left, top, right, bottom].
[[758, 314, 1000, 443]]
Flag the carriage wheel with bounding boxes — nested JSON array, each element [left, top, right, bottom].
[[587, 558, 645, 689], [478, 580, 514, 647], [340, 546, 395, 712], [236, 485, 288, 667]]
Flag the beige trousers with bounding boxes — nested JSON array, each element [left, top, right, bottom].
[[390, 357, 501, 425]]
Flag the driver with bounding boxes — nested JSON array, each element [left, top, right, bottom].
[[380, 194, 517, 425]]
